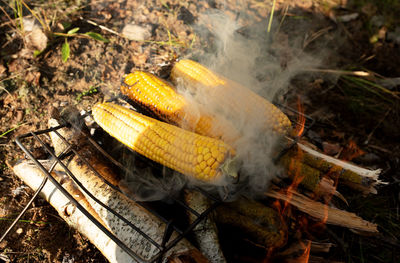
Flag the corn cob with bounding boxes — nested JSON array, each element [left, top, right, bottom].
[[170, 59, 292, 135], [92, 102, 237, 182], [121, 71, 240, 143], [170, 60, 383, 193]]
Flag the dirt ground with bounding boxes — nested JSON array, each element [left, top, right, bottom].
[[0, 0, 399, 262]]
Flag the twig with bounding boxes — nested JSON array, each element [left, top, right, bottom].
[[0, 86, 11, 96], [274, 4, 289, 36], [303, 26, 333, 49], [79, 16, 121, 36], [365, 108, 392, 144], [303, 68, 371, 77], [267, 0, 277, 33], [0, 4, 18, 30]]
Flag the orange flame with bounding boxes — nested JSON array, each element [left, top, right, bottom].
[[298, 240, 311, 263], [275, 97, 307, 216], [265, 97, 315, 263], [340, 139, 365, 161], [280, 97, 306, 213], [295, 97, 306, 137]]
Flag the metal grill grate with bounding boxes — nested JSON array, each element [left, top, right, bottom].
[[2, 104, 314, 263]]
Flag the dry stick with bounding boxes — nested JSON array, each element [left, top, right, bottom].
[[265, 189, 378, 233]]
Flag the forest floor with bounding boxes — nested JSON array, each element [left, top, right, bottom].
[[0, 0, 399, 262]]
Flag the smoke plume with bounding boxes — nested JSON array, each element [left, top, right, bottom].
[[120, 7, 326, 200]]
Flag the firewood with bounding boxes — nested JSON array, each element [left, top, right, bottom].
[[13, 160, 208, 263], [48, 115, 208, 262], [265, 189, 378, 233], [294, 141, 383, 192], [184, 190, 226, 263]]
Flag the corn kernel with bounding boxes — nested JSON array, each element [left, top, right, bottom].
[[92, 102, 236, 182]]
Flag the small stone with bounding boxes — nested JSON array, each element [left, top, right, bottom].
[[16, 228, 23, 235], [322, 142, 342, 156], [122, 24, 151, 41], [27, 28, 48, 51]]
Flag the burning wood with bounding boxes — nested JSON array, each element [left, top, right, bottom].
[[265, 189, 378, 233], [293, 141, 384, 192]]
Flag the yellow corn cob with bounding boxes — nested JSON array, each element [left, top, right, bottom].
[[92, 102, 237, 182], [170, 59, 292, 135], [121, 71, 240, 143]]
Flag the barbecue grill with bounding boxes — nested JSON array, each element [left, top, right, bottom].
[[1, 103, 313, 263]]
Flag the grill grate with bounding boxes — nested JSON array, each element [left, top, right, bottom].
[[2, 104, 314, 263]]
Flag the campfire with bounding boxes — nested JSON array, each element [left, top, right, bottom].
[[2, 59, 384, 263]]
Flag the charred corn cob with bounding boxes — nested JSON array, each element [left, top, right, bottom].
[[92, 102, 237, 182], [121, 71, 240, 143], [170, 59, 292, 135]]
